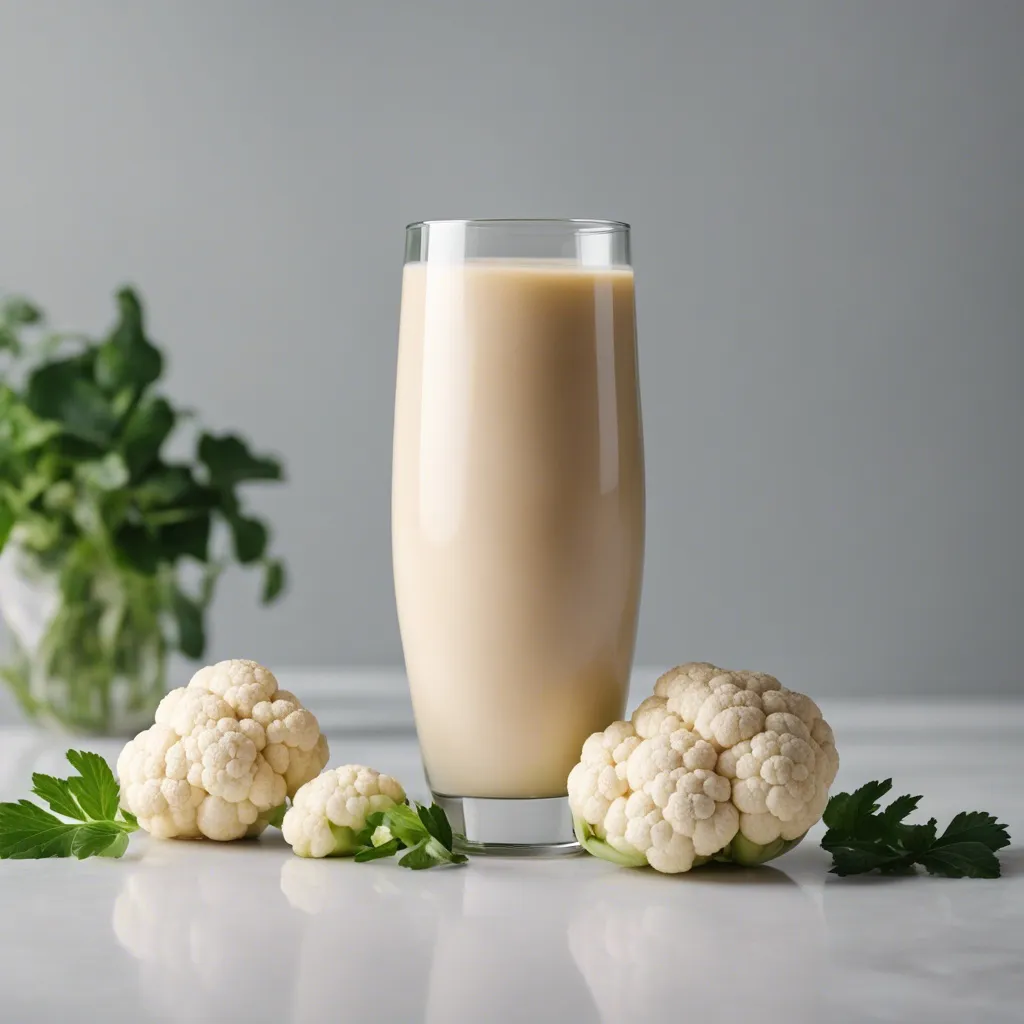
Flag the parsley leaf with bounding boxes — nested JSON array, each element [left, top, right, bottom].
[[0, 749, 137, 860], [351, 801, 468, 870], [821, 779, 1010, 878], [65, 750, 121, 821], [31, 773, 85, 820], [354, 838, 401, 862]]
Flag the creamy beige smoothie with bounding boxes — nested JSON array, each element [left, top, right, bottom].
[[392, 259, 644, 798]]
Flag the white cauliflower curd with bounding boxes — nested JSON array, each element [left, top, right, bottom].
[[117, 659, 330, 841], [282, 765, 406, 858], [568, 663, 839, 873]]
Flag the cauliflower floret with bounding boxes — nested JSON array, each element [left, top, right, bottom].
[[630, 695, 683, 739], [282, 765, 406, 858], [717, 729, 819, 843], [654, 663, 734, 726], [569, 662, 839, 874], [661, 768, 740, 856], [625, 793, 698, 874], [653, 662, 725, 698], [687, 674, 768, 749], [567, 721, 639, 828], [281, 736, 332, 794], [189, 658, 279, 716], [118, 659, 330, 842], [625, 731, 718, 793]]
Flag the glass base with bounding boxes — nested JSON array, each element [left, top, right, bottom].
[[431, 793, 581, 857]]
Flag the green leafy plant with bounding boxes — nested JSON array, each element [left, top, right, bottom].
[[821, 779, 1010, 878], [0, 749, 138, 859], [0, 289, 286, 732], [353, 802, 468, 869]]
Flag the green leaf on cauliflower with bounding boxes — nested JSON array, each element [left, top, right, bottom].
[[417, 802, 454, 850], [348, 802, 467, 869], [354, 838, 401, 862], [398, 839, 449, 870], [264, 804, 288, 830], [374, 802, 468, 868]]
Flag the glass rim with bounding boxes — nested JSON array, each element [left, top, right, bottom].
[[405, 218, 630, 234]]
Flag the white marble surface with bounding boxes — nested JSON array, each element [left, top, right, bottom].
[[0, 681, 1021, 1023]]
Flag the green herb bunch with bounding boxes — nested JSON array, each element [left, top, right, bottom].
[[821, 779, 1011, 878], [0, 289, 286, 732]]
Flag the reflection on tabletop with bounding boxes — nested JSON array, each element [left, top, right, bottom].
[[567, 863, 825, 1023], [0, 707, 1020, 1024], [109, 837, 831, 1024]]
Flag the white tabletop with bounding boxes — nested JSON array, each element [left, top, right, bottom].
[[0, 678, 1021, 1024]]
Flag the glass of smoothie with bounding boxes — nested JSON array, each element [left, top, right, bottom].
[[392, 219, 645, 854]]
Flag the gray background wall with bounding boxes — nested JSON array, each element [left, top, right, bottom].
[[0, 0, 1021, 695]]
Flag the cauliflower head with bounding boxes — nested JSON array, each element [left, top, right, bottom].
[[282, 765, 406, 858], [568, 663, 839, 873], [117, 659, 330, 841]]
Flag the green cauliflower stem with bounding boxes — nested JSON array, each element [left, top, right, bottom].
[[574, 815, 806, 870], [724, 831, 806, 866], [574, 817, 647, 868]]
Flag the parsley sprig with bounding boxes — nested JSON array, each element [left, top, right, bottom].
[[821, 779, 1010, 878], [0, 749, 138, 860], [353, 802, 468, 870]]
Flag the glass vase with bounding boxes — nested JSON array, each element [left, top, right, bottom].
[[0, 539, 168, 735]]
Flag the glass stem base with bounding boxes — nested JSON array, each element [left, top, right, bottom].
[[431, 793, 581, 857]]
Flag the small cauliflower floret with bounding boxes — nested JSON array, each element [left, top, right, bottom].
[[189, 658, 279, 716], [608, 791, 697, 873], [281, 737, 332, 794], [569, 662, 840, 874], [661, 768, 740, 856], [282, 765, 406, 858], [718, 729, 819, 843], [625, 731, 717, 793], [630, 695, 682, 739], [690, 675, 767, 749], [654, 663, 734, 727], [653, 662, 725, 699], [118, 659, 330, 842], [567, 721, 639, 828], [250, 692, 331, 796], [731, 669, 783, 695], [811, 719, 840, 789]]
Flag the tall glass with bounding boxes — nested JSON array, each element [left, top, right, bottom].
[[392, 220, 644, 854]]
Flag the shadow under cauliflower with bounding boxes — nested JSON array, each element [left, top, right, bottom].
[[568, 663, 840, 873]]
